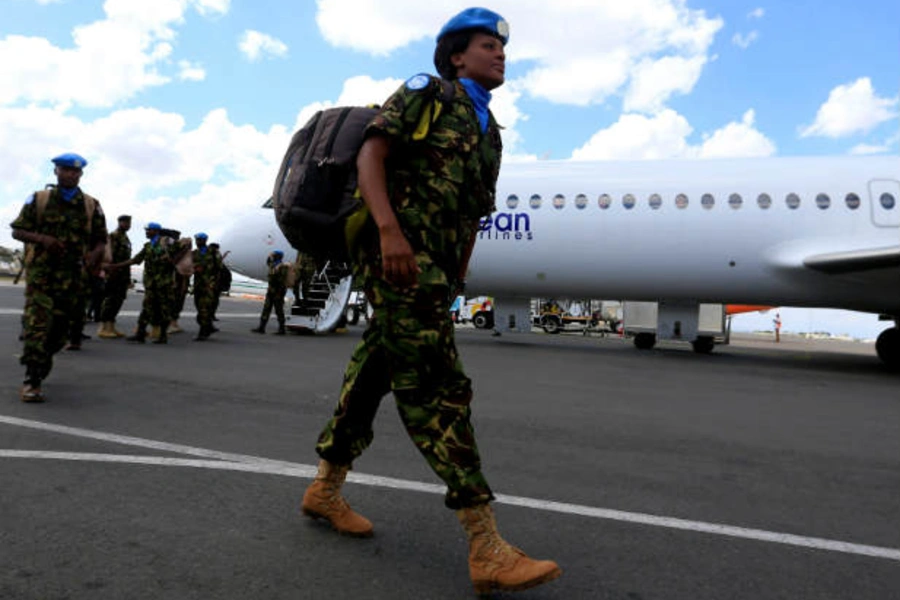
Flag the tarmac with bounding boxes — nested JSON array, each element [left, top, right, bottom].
[[1, 281, 898, 600]]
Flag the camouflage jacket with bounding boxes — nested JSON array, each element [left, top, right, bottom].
[[10, 187, 108, 279], [132, 238, 179, 287], [107, 229, 132, 282], [362, 75, 502, 286], [267, 262, 289, 291], [192, 247, 222, 292]]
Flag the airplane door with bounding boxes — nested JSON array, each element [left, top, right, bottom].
[[868, 179, 900, 227]]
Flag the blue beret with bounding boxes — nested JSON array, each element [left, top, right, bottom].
[[146, 222, 162, 230], [51, 153, 88, 169], [272, 250, 284, 257], [194, 232, 208, 239], [437, 7, 509, 45]]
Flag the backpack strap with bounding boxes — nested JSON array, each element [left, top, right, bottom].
[[412, 78, 456, 141], [33, 188, 96, 235]]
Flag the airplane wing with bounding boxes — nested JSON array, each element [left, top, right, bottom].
[[803, 246, 900, 274]]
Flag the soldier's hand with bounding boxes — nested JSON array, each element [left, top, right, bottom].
[[380, 230, 419, 289], [40, 235, 65, 255]]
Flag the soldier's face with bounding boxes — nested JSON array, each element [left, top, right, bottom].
[[55, 166, 82, 188], [451, 32, 505, 91]]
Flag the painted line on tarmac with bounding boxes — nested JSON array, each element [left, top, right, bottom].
[[0, 308, 261, 318], [2, 415, 899, 563]]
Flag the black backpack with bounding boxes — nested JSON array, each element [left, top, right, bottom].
[[272, 78, 455, 264]]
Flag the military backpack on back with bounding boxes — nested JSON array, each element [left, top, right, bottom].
[[272, 78, 455, 264]]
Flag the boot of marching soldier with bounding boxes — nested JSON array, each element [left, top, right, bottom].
[[456, 503, 561, 595]]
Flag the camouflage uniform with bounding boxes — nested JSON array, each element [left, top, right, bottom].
[[259, 259, 289, 327], [292, 251, 318, 305], [99, 228, 132, 322], [192, 246, 222, 336], [131, 238, 180, 339], [11, 187, 108, 382], [315, 76, 502, 509]]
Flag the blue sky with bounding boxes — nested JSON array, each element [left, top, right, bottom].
[[1, 0, 898, 336]]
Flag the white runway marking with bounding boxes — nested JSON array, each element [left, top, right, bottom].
[[0, 309, 261, 318], [2, 415, 899, 562]]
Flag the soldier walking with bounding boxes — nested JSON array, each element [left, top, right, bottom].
[[10, 152, 108, 401], [191, 233, 221, 341], [251, 250, 289, 335], [299, 8, 560, 595], [97, 215, 132, 339], [112, 222, 186, 344]]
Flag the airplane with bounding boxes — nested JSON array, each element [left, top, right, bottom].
[[220, 155, 900, 368]]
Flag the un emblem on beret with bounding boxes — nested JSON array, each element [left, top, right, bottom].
[[405, 74, 430, 91]]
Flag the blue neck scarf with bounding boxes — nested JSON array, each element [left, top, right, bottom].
[[459, 78, 491, 133], [199, 246, 207, 255], [58, 186, 79, 203], [151, 235, 160, 247]]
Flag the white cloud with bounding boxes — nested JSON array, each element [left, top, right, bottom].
[[748, 8, 765, 19], [0, 0, 229, 108], [698, 109, 775, 157], [0, 103, 290, 247], [571, 108, 775, 160], [624, 54, 707, 113], [732, 31, 759, 49], [800, 77, 899, 138], [315, 0, 723, 108], [178, 60, 206, 81], [239, 30, 288, 61]]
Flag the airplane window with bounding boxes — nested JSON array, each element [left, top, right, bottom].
[[530, 194, 542, 209], [506, 194, 519, 209], [786, 193, 801, 209], [623, 194, 636, 210], [701, 193, 715, 210], [880, 193, 896, 210], [675, 194, 689, 209], [757, 193, 772, 209], [598, 194, 612, 209], [575, 194, 588, 209], [815, 193, 831, 210], [845, 193, 861, 209], [729, 193, 743, 209], [648, 194, 662, 210], [553, 194, 566, 209]]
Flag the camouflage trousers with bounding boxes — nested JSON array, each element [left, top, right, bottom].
[[260, 287, 286, 325], [193, 286, 216, 332], [137, 281, 174, 330], [315, 279, 494, 509], [20, 277, 84, 382], [100, 276, 129, 322]]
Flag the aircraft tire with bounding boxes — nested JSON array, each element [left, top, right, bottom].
[[634, 332, 656, 350], [875, 327, 900, 370], [692, 336, 715, 354], [347, 307, 360, 326]]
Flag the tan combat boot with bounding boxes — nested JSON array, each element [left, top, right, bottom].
[[148, 325, 160, 341], [97, 322, 118, 339], [111, 321, 126, 337], [456, 503, 561, 595], [169, 320, 182, 334], [301, 460, 373, 537]]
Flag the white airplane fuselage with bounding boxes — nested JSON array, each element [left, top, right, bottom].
[[224, 155, 900, 316]]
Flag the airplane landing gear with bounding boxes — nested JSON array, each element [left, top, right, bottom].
[[875, 326, 900, 370], [634, 332, 656, 350], [691, 336, 715, 354]]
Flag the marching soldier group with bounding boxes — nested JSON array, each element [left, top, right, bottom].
[[11, 153, 230, 402]]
